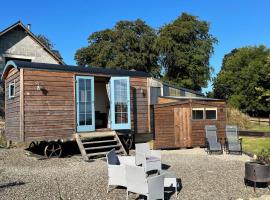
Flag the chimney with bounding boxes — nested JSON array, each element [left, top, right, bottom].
[[27, 24, 31, 30]]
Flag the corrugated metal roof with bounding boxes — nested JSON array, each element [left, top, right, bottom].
[[2, 60, 151, 79]]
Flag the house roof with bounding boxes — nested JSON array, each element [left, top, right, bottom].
[[162, 82, 204, 97], [2, 60, 151, 80], [0, 21, 64, 65]]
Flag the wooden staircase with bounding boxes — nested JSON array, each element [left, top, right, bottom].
[[75, 130, 127, 160]]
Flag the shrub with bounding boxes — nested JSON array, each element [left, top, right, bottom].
[[227, 107, 250, 130], [257, 148, 270, 165]]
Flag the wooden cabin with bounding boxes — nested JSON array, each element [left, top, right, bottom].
[[153, 96, 227, 149], [2, 60, 208, 158]]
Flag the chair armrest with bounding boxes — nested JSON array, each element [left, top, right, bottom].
[[150, 150, 161, 160], [147, 174, 165, 196], [118, 156, 136, 166], [108, 164, 125, 176], [136, 152, 146, 166]]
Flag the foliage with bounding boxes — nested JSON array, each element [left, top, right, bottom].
[[257, 148, 270, 165], [37, 34, 54, 50], [36, 34, 63, 60], [75, 13, 217, 91], [213, 45, 270, 116], [157, 13, 217, 91], [242, 136, 270, 156], [75, 19, 160, 77], [227, 107, 250, 130]]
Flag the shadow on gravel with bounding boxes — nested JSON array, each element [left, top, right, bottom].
[[0, 181, 25, 189]]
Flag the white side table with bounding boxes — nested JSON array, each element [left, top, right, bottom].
[[160, 170, 178, 196]]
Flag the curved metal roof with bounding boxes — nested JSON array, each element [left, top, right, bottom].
[[1, 60, 151, 80]]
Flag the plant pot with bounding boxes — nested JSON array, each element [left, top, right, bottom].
[[245, 161, 270, 192]]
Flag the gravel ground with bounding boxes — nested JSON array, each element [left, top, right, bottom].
[[0, 147, 269, 200]]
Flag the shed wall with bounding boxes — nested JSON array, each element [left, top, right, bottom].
[[130, 77, 149, 134], [154, 101, 226, 149], [23, 69, 75, 141], [5, 68, 20, 141]]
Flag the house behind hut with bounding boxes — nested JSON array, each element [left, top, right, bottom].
[[0, 21, 64, 117]]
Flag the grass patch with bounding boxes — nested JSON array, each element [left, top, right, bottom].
[[247, 123, 270, 132], [241, 136, 270, 155]]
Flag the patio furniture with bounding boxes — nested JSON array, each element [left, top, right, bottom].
[[106, 149, 135, 193], [205, 125, 223, 154], [125, 164, 165, 200], [225, 125, 242, 154], [136, 152, 162, 173], [160, 170, 178, 196], [135, 143, 162, 172]]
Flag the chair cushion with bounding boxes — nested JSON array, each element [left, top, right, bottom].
[[146, 156, 160, 162], [107, 149, 120, 165]]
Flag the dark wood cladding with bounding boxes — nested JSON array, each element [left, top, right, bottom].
[[23, 69, 75, 141], [5, 68, 20, 141], [154, 100, 226, 149], [130, 77, 149, 134]]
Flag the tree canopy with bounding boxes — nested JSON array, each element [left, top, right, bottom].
[[36, 34, 63, 60], [157, 13, 217, 91], [75, 19, 159, 76], [75, 13, 217, 91], [213, 45, 270, 116]]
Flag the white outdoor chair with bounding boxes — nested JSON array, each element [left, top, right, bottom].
[[106, 149, 135, 193], [135, 143, 161, 172], [125, 164, 165, 200]]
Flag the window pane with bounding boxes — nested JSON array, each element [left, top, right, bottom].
[[114, 79, 128, 124], [206, 110, 217, 120], [86, 114, 92, 125], [79, 114, 85, 125], [192, 110, 203, 120]]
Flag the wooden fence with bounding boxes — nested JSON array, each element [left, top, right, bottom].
[[248, 116, 270, 127], [239, 130, 270, 137]]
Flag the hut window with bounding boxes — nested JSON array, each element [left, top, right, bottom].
[[205, 108, 217, 120], [8, 82, 15, 99], [192, 108, 204, 120]]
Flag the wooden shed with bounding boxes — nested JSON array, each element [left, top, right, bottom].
[[153, 97, 227, 149]]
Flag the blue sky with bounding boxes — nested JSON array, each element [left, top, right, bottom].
[[1, 0, 270, 92]]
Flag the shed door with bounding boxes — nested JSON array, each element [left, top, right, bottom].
[[110, 77, 131, 130], [174, 107, 192, 147], [76, 76, 95, 132]]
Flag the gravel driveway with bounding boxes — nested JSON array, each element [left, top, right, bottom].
[[0, 147, 269, 200]]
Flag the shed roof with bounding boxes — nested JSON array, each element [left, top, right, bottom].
[[1, 60, 151, 80]]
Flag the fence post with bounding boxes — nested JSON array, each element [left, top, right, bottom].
[[269, 114, 270, 127]]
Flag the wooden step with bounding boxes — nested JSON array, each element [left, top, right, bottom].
[[75, 130, 127, 160], [87, 150, 123, 158], [82, 139, 117, 145], [84, 144, 121, 151]]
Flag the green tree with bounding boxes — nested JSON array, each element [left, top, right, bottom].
[[157, 13, 217, 91], [37, 34, 62, 60], [75, 19, 159, 76], [213, 45, 270, 116], [37, 34, 54, 50]]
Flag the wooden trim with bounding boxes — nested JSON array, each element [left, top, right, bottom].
[[19, 69, 24, 141], [155, 100, 226, 109]]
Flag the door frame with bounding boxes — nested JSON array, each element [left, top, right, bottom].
[[110, 76, 131, 130], [75, 75, 95, 132]]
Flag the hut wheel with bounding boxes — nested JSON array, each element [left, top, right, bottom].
[[44, 142, 62, 158], [29, 141, 38, 150], [123, 136, 133, 150]]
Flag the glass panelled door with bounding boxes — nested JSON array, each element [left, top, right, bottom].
[[76, 76, 95, 132], [110, 77, 131, 130]]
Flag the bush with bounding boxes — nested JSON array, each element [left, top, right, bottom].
[[227, 107, 250, 130], [257, 148, 270, 165]]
